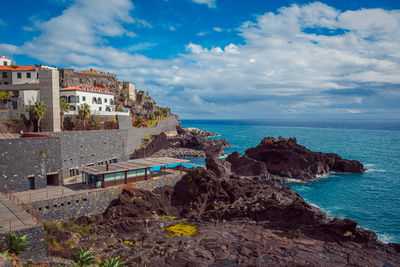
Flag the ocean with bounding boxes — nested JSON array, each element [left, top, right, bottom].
[[180, 119, 400, 243]]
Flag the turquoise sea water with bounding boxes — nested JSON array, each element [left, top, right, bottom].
[[181, 120, 400, 243]]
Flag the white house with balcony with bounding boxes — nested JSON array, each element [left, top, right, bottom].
[[60, 85, 130, 116], [0, 56, 11, 66]]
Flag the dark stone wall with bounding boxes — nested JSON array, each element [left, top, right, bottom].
[[30, 187, 122, 222], [0, 226, 47, 261], [58, 130, 124, 172], [0, 116, 179, 192], [31, 174, 183, 222], [0, 137, 62, 192]]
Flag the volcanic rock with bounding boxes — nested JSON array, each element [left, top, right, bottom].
[[240, 136, 364, 180], [205, 153, 231, 178], [226, 151, 269, 177]]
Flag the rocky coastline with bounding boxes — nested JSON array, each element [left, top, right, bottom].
[[131, 126, 231, 159], [41, 138, 399, 266]]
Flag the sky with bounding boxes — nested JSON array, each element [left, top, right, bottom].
[[1, 0, 400, 119]]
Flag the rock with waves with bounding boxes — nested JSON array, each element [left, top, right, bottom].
[[228, 136, 364, 181]]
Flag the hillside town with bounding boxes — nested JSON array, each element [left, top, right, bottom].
[[0, 55, 196, 265]]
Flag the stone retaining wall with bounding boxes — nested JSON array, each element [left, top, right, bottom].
[[31, 174, 184, 222], [0, 226, 47, 261], [0, 137, 62, 192], [30, 187, 122, 222]]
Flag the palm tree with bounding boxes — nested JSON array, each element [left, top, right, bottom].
[[148, 112, 155, 121], [71, 248, 95, 267], [99, 256, 126, 267], [154, 110, 161, 120], [59, 97, 70, 131], [30, 101, 46, 132], [78, 103, 91, 130], [6, 232, 29, 267]]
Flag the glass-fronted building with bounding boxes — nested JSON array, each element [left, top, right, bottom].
[[79, 157, 189, 188]]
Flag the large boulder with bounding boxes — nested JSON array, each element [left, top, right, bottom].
[[226, 151, 269, 177], [205, 153, 231, 178]]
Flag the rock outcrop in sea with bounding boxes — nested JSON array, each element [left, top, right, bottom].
[[227, 136, 364, 181]]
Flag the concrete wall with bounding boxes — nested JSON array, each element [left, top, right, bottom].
[[39, 69, 61, 132], [122, 116, 179, 158], [12, 70, 38, 85], [0, 137, 62, 192]]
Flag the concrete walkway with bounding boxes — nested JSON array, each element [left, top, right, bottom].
[[14, 184, 92, 203], [0, 194, 38, 233]]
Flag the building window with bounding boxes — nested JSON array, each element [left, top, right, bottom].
[[27, 72, 31, 79], [76, 96, 79, 103], [4, 61, 7, 66], [69, 169, 75, 176], [70, 105, 76, 111], [92, 97, 97, 104], [17, 73, 22, 79], [82, 96, 86, 101], [104, 98, 107, 103], [99, 106, 102, 111], [2, 72, 7, 78], [97, 97, 102, 104]]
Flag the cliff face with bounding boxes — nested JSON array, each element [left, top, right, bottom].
[[59, 69, 120, 94], [59, 69, 167, 118]]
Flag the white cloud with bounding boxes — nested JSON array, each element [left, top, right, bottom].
[[2, 1, 400, 119], [213, 27, 222, 32], [0, 18, 5, 26], [197, 31, 209, 36], [192, 0, 216, 8]]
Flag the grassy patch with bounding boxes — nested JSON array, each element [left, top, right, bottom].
[[159, 215, 178, 220], [275, 232, 300, 239], [165, 222, 198, 237]]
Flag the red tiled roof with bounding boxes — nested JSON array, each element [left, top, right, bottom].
[[60, 85, 113, 95], [0, 66, 13, 71], [13, 65, 36, 71], [77, 68, 102, 74]]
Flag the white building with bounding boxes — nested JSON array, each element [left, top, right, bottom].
[[0, 56, 11, 66], [12, 65, 38, 85], [60, 85, 129, 116]]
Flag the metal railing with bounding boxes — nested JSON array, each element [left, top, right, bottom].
[[0, 184, 40, 225]]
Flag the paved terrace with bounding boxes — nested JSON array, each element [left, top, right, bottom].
[[0, 194, 38, 233], [14, 168, 187, 203]]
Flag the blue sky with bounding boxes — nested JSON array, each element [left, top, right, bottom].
[[1, 0, 400, 119]]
